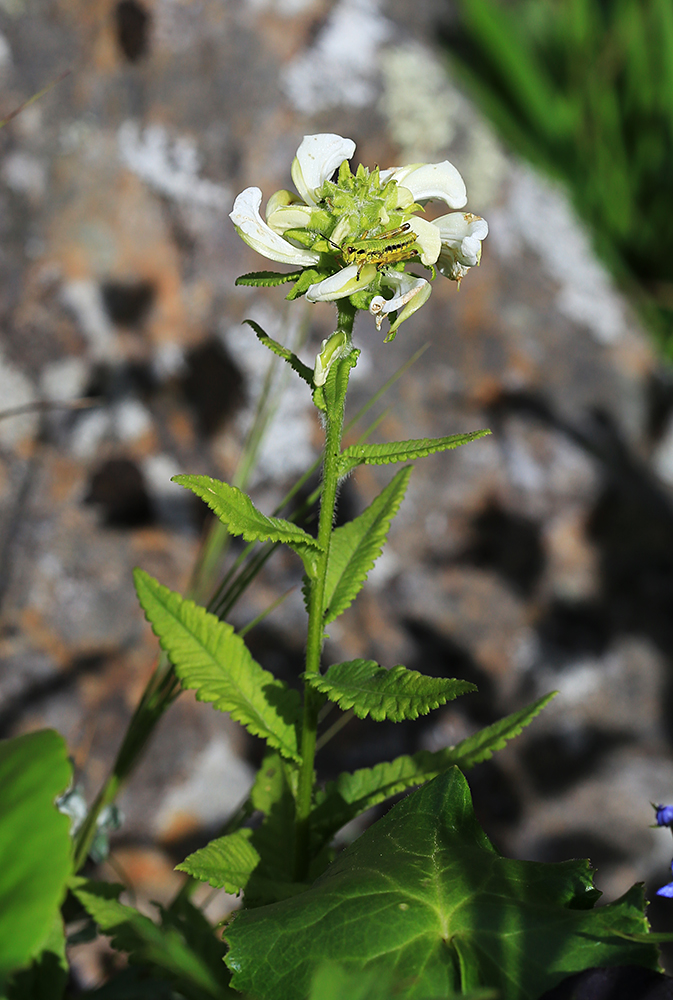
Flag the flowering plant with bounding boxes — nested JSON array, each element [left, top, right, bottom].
[[230, 133, 487, 377]]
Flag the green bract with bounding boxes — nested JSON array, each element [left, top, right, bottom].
[[230, 133, 488, 355]]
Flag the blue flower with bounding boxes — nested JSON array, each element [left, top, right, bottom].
[[654, 803, 673, 827], [657, 861, 673, 898]]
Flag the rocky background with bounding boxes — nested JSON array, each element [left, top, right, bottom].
[[2, 0, 673, 986]]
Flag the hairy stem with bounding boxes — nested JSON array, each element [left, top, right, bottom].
[[294, 302, 356, 879]]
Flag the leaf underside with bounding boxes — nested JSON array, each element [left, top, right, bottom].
[[322, 466, 412, 624], [310, 692, 557, 845], [338, 429, 491, 476], [134, 569, 301, 762], [225, 767, 658, 1000], [171, 474, 321, 576], [309, 659, 476, 722]]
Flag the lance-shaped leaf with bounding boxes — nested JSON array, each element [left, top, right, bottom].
[[171, 475, 321, 577], [236, 270, 304, 287], [338, 429, 490, 477], [310, 693, 556, 845], [243, 318, 313, 387], [323, 466, 411, 624], [134, 570, 301, 762], [225, 768, 658, 1000], [176, 828, 260, 896], [307, 660, 476, 723], [0, 729, 72, 992], [71, 878, 226, 1000]]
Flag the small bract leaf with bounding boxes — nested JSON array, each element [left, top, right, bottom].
[[134, 569, 301, 762], [243, 319, 314, 386], [226, 768, 658, 1000], [236, 270, 304, 287], [323, 466, 411, 624], [172, 475, 322, 577], [338, 430, 490, 476], [0, 729, 72, 991], [308, 660, 476, 722]]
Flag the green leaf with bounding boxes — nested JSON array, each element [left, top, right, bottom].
[[243, 319, 314, 386], [286, 269, 327, 301], [226, 768, 658, 1000], [71, 878, 226, 1000], [235, 270, 303, 287], [338, 430, 490, 477], [176, 829, 260, 895], [0, 730, 72, 991], [172, 475, 321, 577], [134, 569, 301, 762], [308, 660, 476, 722], [5, 915, 67, 1000], [307, 961, 496, 1000], [76, 967, 177, 998], [323, 467, 411, 624], [310, 693, 556, 845]]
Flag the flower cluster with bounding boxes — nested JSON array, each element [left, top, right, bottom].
[[653, 803, 673, 897], [230, 133, 488, 345]]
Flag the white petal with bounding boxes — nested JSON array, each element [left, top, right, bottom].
[[266, 204, 314, 234], [369, 272, 431, 337], [384, 161, 467, 208], [306, 263, 377, 302], [406, 216, 441, 266], [230, 187, 321, 266], [291, 133, 356, 206], [433, 212, 488, 243]]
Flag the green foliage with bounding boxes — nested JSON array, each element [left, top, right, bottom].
[[286, 269, 327, 301], [236, 270, 304, 287], [177, 829, 259, 895], [338, 430, 490, 477], [71, 878, 229, 1000], [308, 660, 477, 722], [323, 466, 412, 623], [307, 962, 496, 1000], [0, 730, 72, 992], [447, 0, 673, 355], [134, 570, 302, 762], [243, 319, 314, 386], [5, 915, 67, 1000], [225, 768, 658, 1000], [172, 475, 322, 577], [310, 693, 557, 845]]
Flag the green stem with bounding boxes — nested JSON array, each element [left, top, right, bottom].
[[294, 303, 356, 879]]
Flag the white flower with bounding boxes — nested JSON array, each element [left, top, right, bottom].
[[291, 133, 356, 206], [369, 271, 432, 340], [380, 161, 467, 209], [306, 263, 378, 302], [433, 212, 489, 281], [230, 187, 321, 266]]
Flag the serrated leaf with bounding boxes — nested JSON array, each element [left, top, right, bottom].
[[177, 829, 260, 894], [172, 475, 321, 577], [323, 467, 411, 624], [308, 660, 476, 722], [235, 270, 303, 287], [310, 693, 556, 845], [338, 430, 490, 476], [134, 570, 301, 762], [0, 730, 72, 992], [286, 268, 327, 300], [225, 768, 658, 1000], [243, 319, 313, 386], [71, 878, 225, 1000]]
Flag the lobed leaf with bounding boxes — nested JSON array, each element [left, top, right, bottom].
[[338, 429, 490, 477], [134, 570, 301, 762], [323, 466, 411, 624], [226, 768, 658, 1000], [308, 659, 476, 723], [0, 729, 72, 991], [243, 319, 313, 386], [310, 693, 557, 844], [171, 475, 321, 577], [235, 270, 303, 287]]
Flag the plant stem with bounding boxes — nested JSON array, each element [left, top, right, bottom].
[[294, 303, 355, 879]]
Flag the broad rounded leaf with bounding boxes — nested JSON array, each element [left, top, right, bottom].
[[308, 659, 476, 721], [0, 730, 72, 988], [226, 768, 657, 1000]]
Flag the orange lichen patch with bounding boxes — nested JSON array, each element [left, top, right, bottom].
[[159, 809, 202, 845], [19, 607, 70, 667], [110, 845, 184, 905], [46, 452, 85, 505]]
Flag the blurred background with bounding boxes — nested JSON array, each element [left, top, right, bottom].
[[3, 0, 673, 985]]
